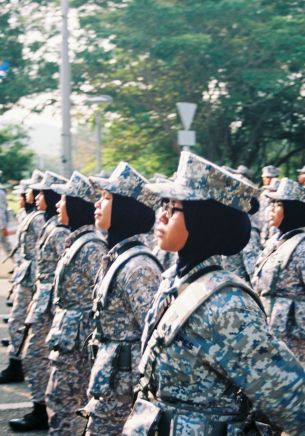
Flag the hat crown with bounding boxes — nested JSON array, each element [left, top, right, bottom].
[[262, 165, 279, 177], [30, 169, 44, 185], [66, 171, 97, 202], [90, 161, 159, 209], [270, 177, 305, 202], [150, 151, 257, 212], [40, 171, 67, 189]]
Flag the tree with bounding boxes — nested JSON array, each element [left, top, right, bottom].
[[0, 125, 34, 182], [72, 0, 305, 179]]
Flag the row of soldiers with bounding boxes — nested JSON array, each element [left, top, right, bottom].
[[0, 155, 304, 435]]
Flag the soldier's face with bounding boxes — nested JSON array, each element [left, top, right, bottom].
[[270, 201, 284, 228], [26, 189, 34, 204], [298, 173, 305, 186], [156, 200, 189, 252], [35, 191, 47, 211], [94, 190, 113, 230], [262, 176, 272, 186], [57, 195, 69, 226]]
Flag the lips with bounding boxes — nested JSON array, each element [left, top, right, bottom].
[[156, 228, 164, 238]]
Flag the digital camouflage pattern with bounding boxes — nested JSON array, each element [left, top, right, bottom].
[[252, 229, 305, 363], [30, 170, 67, 191], [145, 151, 258, 212], [45, 224, 107, 436], [259, 178, 280, 247], [51, 170, 99, 204], [83, 235, 162, 436], [123, 259, 305, 435], [22, 216, 70, 403], [261, 165, 279, 178], [222, 216, 261, 283], [266, 177, 305, 202], [8, 210, 45, 358], [28, 169, 44, 185], [89, 161, 160, 209]]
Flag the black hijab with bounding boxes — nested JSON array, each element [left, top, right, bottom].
[[177, 199, 251, 276], [279, 200, 305, 235], [66, 196, 95, 232], [107, 193, 155, 249], [43, 190, 61, 222]]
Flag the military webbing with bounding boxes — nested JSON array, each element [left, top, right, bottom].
[[153, 270, 265, 347], [37, 216, 57, 250], [94, 244, 163, 309], [54, 231, 106, 303], [255, 228, 305, 276], [138, 269, 266, 392]]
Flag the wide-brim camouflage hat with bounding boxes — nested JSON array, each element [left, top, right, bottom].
[[145, 151, 258, 212], [51, 170, 99, 203], [89, 162, 160, 209], [261, 165, 279, 178], [266, 177, 305, 202], [297, 165, 305, 174], [28, 169, 44, 186], [30, 171, 67, 191]]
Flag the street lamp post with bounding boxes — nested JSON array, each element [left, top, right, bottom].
[[85, 95, 113, 173]]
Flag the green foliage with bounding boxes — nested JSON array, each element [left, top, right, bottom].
[[73, 0, 305, 179], [0, 125, 34, 182]]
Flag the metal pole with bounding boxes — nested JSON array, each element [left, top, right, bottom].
[[60, 0, 72, 177], [96, 113, 102, 173]]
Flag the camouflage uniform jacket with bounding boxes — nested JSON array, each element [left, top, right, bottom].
[[127, 258, 305, 435], [0, 188, 8, 229], [12, 210, 45, 287], [25, 216, 70, 325], [252, 228, 305, 355], [87, 235, 162, 400], [46, 224, 107, 363]]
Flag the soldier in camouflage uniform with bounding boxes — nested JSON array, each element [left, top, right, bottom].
[[79, 163, 162, 435], [9, 171, 69, 432], [0, 169, 45, 384], [0, 182, 11, 257], [259, 165, 280, 247], [297, 165, 305, 186], [45, 171, 107, 435], [252, 178, 305, 364], [123, 152, 305, 435]]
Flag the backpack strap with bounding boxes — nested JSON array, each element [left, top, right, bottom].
[[157, 270, 265, 347], [95, 245, 163, 309]]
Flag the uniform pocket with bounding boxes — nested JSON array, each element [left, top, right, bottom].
[[46, 309, 83, 352], [13, 260, 32, 284], [25, 283, 53, 324], [87, 342, 120, 399], [122, 398, 162, 436]]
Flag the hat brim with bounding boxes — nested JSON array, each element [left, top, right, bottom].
[[30, 182, 52, 190], [51, 183, 73, 197], [89, 176, 111, 192], [265, 191, 290, 201], [146, 181, 211, 201]]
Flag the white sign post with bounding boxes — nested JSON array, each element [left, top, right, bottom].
[[176, 102, 197, 151]]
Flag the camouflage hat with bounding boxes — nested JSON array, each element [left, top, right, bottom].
[[261, 165, 279, 178], [233, 165, 252, 179], [13, 178, 32, 195], [30, 171, 67, 191], [297, 165, 305, 174], [51, 170, 98, 203], [266, 177, 305, 202], [28, 169, 44, 185], [145, 151, 258, 212], [267, 177, 280, 192], [89, 162, 159, 209]]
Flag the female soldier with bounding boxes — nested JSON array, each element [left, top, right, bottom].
[[9, 171, 69, 432], [252, 178, 305, 363], [45, 171, 107, 435], [0, 169, 45, 384], [123, 152, 305, 435], [80, 162, 162, 435]]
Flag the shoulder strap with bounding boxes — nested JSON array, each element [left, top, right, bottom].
[[38, 218, 57, 249], [279, 231, 305, 269], [96, 246, 162, 308], [20, 211, 44, 234], [156, 270, 265, 347]]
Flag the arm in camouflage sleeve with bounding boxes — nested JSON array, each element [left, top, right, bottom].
[[195, 288, 305, 434]]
